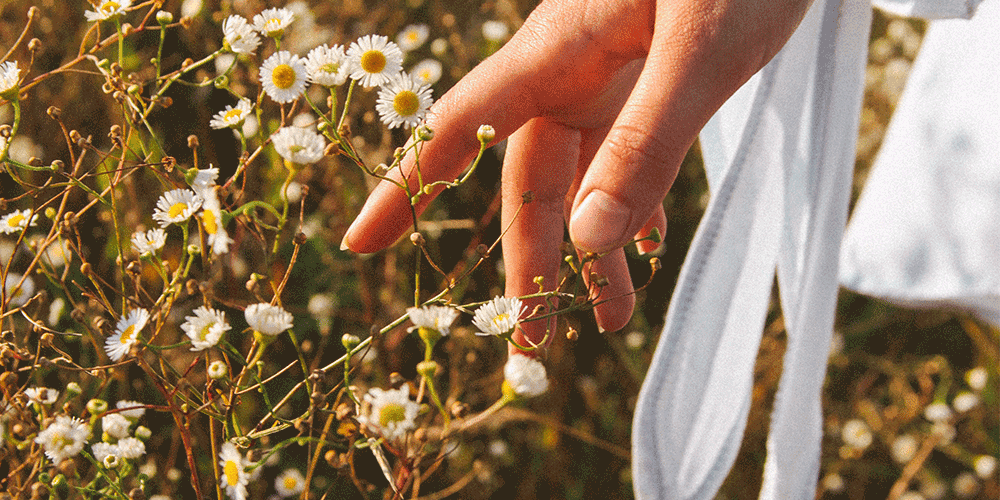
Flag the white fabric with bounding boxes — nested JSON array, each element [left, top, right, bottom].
[[840, 0, 1000, 326], [632, 0, 985, 498], [873, 0, 984, 18]]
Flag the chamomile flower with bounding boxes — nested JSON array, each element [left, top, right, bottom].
[[396, 24, 430, 52], [152, 189, 203, 228], [24, 387, 59, 406], [222, 15, 261, 55], [210, 99, 253, 130], [356, 387, 420, 443], [305, 44, 350, 87], [34, 415, 90, 464], [503, 354, 549, 397], [244, 303, 293, 337], [102, 413, 132, 439], [375, 72, 433, 129], [270, 126, 325, 165], [200, 189, 233, 255], [131, 228, 167, 255], [0, 61, 21, 99], [208, 360, 228, 379], [115, 400, 146, 419], [5, 273, 34, 307], [116, 436, 146, 459], [182, 305, 231, 351], [0, 208, 37, 234], [190, 166, 219, 195], [260, 51, 308, 103], [105, 308, 150, 362], [471, 296, 526, 337], [253, 7, 294, 39], [411, 58, 442, 85], [219, 441, 250, 500], [346, 35, 403, 88], [91, 442, 118, 464], [406, 305, 459, 336], [84, 0, 132, 22], [275, 468, 306, 497]]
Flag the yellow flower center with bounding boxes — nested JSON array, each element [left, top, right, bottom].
[[223, 459, 240, 486], [492, 314, 508, 327], [393, 90, 419, 117], [7, 213, 24, 227], [360, 50, 386, 74], [168, 202, 188, 218], [223, 109, 243, 122], [203, 209, 218, 235], [271, 64, 297, 89], [283, 476, 299, 491], [120, 324, 136, 344], [406, 32, 419, 42], [264, 19, 283, 35], [198, 324, 212, 342], [101, 1, 121, 15], [379, 402, 406, 427], [319, 62, 340, 74]]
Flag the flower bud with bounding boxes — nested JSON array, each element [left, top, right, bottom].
[[87, 398, 108, 415], [476, 124, 495, 143], [156, 10, 173, 25], [341, 334, 360, 351]]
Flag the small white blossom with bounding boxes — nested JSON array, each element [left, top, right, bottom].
[[924, 401, 952, 422], [974, 455, 997, 479], [260, 51, 308, 104], [5, 273, 34, 308], [208, 360, 228, 379], [245, 303, 293, 337], [891, 434, 918, 463], [182, 305, 231, 351], [104, 308, 150, 362], [471, 296, 526, 337], [35, 415, 90, 464], [219, 441, 250, 500], [102, 413, 132, 439], [200, 189, 233, 255], [0, 208, 36, 234], [0, 61, 21, 97], [376, 72, 433, 129], [305, 44, 350, 87], [406, 305, 459, 336], [952, 391, 979, 413], [91, 442, 118, 464], [965, 367, 988, 391], [85, 0, 132, 22], [481, 20, 509, 42], [841, 418, 873, 450], [504, 354, 549, 397], [252, 7, 294, 38], [346, 35, 403, 88], [115, 400, 146, 419], [396, 24, 429, 52], [153, 189, 203, 228], [953, 471, 979, 498], [210, 99, 253, 130], [222, 15, 260, 55], [271, 126, 325, 165], [131, 228, 167, 254], [356, 387, 420, 443], [274, 468, 306, 497], [23, 387, 58, 405], [410, 58, 442, 85], [116, 436, 146, 459]]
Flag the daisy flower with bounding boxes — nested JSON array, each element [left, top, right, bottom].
[[5, 273, 34, 308], [23, 387, 59, 405], [406, 305, 459, 336], [102, 413, 132, 439], [200, 189, 233, 255], [131, 228, 167, 255], [275, 468, 306, 497], [0, 61, 21, 99], [396, 24, 430, 52], [504, 354, 549, 397], [208, 360, 228, 379], [210, 99, 253, 130], [222, 15, 261, 55], [34, 415, 90, 464], [219, 441, 250, 500], [0, 208, 36, 234], [116, 436, 146, 459], [471, 296, 526, 337], [182, 305, 231, 351], [105, 308, 150, 362], [841, 419, 873, 450], [252, 7, 294, 39], [305, 44, 351, 87], [411, 58, 442, 85], [346, 35, 403, 88], [84, 0, 132, 22], [376, 72, 433, 129], [152, 189, 203, 228], [115, 400, 146, 419], [356, 387, 420, 443], [91, 442, 118, 464], [259, 51, 308, 103], [244, 303, 293, 337], [271, 126, 325, 165]]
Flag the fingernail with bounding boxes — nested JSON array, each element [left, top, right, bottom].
[[339, 233, 351, 252], [570, 190, 630, 253], [636, 239, 660, 255]]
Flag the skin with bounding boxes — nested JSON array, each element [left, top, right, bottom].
[[342, 0, 813, 354]]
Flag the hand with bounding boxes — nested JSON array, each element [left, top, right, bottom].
[[342, 0, 811, 352]]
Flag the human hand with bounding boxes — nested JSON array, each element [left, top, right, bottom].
[[342, 0, 812, 352]]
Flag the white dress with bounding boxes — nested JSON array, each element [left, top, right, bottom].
[[631, 0, 989, 498]]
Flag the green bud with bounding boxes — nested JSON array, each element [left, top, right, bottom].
[[156, 10, 174, 25], [341, 334, 360, 351], [416, 124, 434, 141], [416, 360, 438, 378], [87, 398, 108, 415], [44, 207, 57, 220], [476, 124, 495, 144], [66, 382, 82, 396]]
